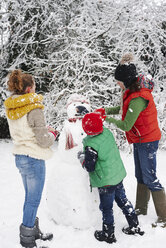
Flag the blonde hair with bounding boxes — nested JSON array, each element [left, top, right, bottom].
[[8, 69, 34, 94]]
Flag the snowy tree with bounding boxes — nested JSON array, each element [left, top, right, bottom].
[[0, 0, 166, 149]]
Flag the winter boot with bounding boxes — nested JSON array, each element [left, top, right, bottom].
[[151, 188, 166, 228], [94, 223, 116, 244], [34, 217, 53, 241], [135, 183, 150, 215], [122, 213, 144, 236], [20, 224, 37, 248]]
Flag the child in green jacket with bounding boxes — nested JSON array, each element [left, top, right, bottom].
[[78, 112, 144, 244]]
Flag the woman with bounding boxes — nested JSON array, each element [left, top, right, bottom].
[[96, 53, 166, 228], [4, 69, 56, 247]]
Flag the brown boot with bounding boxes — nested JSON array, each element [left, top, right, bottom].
[[151, 189, 166, 228], [135, 183, 150, 215]]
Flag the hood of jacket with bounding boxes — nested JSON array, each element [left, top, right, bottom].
[[138, 73, 154, 90]]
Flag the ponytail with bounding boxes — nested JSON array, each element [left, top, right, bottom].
[[7, 69, 34, 94]]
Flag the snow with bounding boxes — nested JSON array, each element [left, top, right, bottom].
[[0, 139, 166, 248]]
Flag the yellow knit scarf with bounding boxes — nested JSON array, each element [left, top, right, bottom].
[[4, 93, 44, 120]]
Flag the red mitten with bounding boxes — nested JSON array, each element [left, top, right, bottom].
[[102, 115, 106, 121], [49, 130, 60, 141], [94, 108, 105, 117]]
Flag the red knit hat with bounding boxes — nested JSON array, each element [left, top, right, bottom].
[[82, 113, 103, 135]]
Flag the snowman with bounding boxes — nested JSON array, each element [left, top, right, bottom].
[[46, 94, 100, 229], [58, 93, 91, 151]]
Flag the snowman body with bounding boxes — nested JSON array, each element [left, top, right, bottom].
[[46, 94, 100, 229]]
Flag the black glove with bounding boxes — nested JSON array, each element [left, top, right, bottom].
[[84, 146, 98, 172]]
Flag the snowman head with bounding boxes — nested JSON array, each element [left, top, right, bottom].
[[66, 94, 91, 119]]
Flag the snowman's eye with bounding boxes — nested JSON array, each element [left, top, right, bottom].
[[81, 102, 84, 104], [74, 104, 76, 106], [81, 133, 84, 135]]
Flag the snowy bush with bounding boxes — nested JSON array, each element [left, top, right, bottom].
[[0, 0, 166, 149]]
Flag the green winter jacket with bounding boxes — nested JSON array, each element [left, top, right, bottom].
[[82, 127, 126, 188]]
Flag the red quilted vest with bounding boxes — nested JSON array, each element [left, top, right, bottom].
[[122, 88, 161, 144]]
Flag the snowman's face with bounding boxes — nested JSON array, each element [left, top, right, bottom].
[[67, 101, 91, 119]]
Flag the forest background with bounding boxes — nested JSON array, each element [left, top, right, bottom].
[[0, 0, 166, 150]]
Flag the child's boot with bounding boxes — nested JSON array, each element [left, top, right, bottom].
[[135, 183, 150, 215], [94, 223, 116, 244], [34, 217, 53, 241], [122, 213, 144, 236]]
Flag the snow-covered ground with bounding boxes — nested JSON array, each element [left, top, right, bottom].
[[0, 140, 166, 248]]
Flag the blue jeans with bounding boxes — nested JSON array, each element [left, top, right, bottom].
[[15, 155, 45, 228], [98, 181, 138, 227], [133, 141, 163, 191]]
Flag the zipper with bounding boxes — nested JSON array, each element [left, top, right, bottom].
[[131, 125, 144, 143]]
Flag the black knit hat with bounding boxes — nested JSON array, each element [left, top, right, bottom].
[[115, 54, 138, 88]]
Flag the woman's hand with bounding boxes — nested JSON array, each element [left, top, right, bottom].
[[94, 108, 105, 116], [47, 126, 60, 141], [94, 108, 106, 120], [47, 126, 56, 132]]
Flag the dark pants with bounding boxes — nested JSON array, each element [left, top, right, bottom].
[[98, 181, 138, 227], [133, 141, 163, 191]]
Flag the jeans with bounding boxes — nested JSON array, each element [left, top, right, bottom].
[[133, 141, 163, 191], [15, 155, 45, 228], [98, 181, 137, 227]]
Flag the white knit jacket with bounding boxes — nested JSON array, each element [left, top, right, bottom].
[[7, 109, 54, 160]]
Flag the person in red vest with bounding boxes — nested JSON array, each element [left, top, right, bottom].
[[95, 53, 166, 228]]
